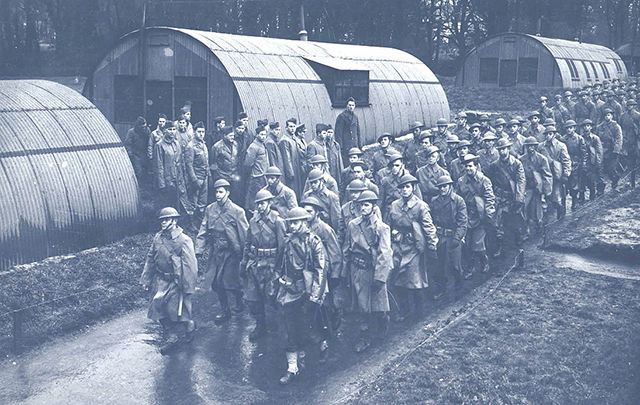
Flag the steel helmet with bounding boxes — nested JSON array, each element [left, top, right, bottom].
[[213, 179, 231, 189], [158, 207, 180, 219], [495, 138, 513, 149], [355, 190, 379, 203], [346, 179, 368, 192], [397, 174, 419, 188], [435, 175, 454, 187], [254, 189, 275, 204], [309, 154, 329, 165], [301, 195, 324, 210], [307, 168, 325, 183], [265, 166, 282, 176], [286, 207, 311, 221]]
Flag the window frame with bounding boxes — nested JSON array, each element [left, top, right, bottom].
[[580, 61, 591, 81], [565, 59, 580, 81]]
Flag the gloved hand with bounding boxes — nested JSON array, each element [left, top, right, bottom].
[[426, 248, 438, 261]]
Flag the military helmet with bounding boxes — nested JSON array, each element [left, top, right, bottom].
[[309, 154, 328, 165], [507, 119, 520, 126], [495, 138, 513, 149], [307, 168, 325, 182], [158, 207, 180, 219], [350, 159, 368, 170], [446, 134, 460, 144], [409, 121, 424, 131], [461, 153, 479, 164], [286, 207, 311, 221], [544, 126, 558, 134], [348, 147, 364, 156], [213, 179, 231, 189], [436, 117, 449, 127], [457, 140, 472, 149], [377, 132, 394, 143], [386, 153, 404, 165], [627, 99, 638, 106], [397, 173, 419, 188], [265, 166, 282, 177], [469, 122, 482, 129], [346, 179, 368, 192], [435, 175, 454, 187], [482, 132, 498, 141], [494, 118, 507, 126], [356, 190, 379, 203], [580, 119, 593, 126], [523, 136, 539, 146], [564, 90, 573, 97], [301, 195, 324, 210], [479, 114, 490, 121], [425, 145, 440, 156], [564, 120, 577, 128], [457, 111, 468, 119], [254, 189, 275, 204], [419, 129, 434, 140], [528, 110, 541, 119], [603, 107, 614, 114], [542, 118, 556, 126]]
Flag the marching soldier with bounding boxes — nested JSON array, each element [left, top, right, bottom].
[[141, 207, 198, 353], [184, 121, 209, 229], [580, 119, 605, 200], [552, 94, 570, 127], [562, 120, 588, 209], [372, 132, 396, 175], [416, 146, 450, 200], [154, 120, 189, 213], [524, 111, 545, 142], [477, 132, 500, 169], [564, 90, 577, 119], [430, 175, 469, 298], [342, 190, 393, 353], [448, 140, 473, 183], [195, 179, 248, 325], [574, 91, 596, 124], [520, 137, 553, 236], [539, 126, 572, 220], [434, 118, 453, 154], [479, 114, 494, 135], [240, 189, 286, 341], [387, 174, 438, 321], [493, 118, 508, 139], [303, 168, 342, 232], [485, 138, 526, 256], [597, 108, 624, 192], [456, 154, 496, 275], [262, 166, 298, 216], [380, 154, 423, 218], [277, 207, 327, 385], [340, 179, 382, 241], [444, 134, 460, 168]]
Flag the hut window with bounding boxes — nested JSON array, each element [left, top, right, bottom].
[[517, 57, 538, 84], [479, 58, 499, 83], [581, 61, 591, 80], [174, 77, 208, 124], [114, 75, 143, 123], [565, 60, 580, 81], [613, 59, 623, 74], [590, 61, 599, 79], [332, 71, 369, 107], [599, 63, 611, 79]]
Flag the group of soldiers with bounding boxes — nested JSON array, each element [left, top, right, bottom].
[[135, 81, 639, 385]]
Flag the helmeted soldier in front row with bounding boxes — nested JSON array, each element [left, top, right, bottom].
[[240, 189, 286, 341], [456, 154, 496, 275], [262, 166, 297, 216], [520, 137, 553, 237], [342, 190, 393, 353], [277, 207, 327, 385], [141, 207, 198, 354], [429, 175, 469, 298], [195, 179, 248, 325], [387, 174, 438, 321]]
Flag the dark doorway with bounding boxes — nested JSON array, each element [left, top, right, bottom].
[[145, 80, 172, 124], [499, 59, 517, 87]]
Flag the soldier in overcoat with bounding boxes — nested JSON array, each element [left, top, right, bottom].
[[154, 121, 189, 214], [184, 121, 209, 229], [562, 120, 588, 208], [597, 108, 624, 191], [380, 154, 423, 218], [262, 166, 298, 216], [580, 119, 605, 200], [538, 126, 571, 220], [302, 168, 342, 232], [416, 146, 449, 200], [520, 137, 553, 236]]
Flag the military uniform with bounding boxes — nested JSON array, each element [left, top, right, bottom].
[[524, 122, 546, 143], [263, 181, 298, 216], [210, 138, 241, 202], [597, 118, 624, 190], [326, 134, 344, 187], [279, 133, 307, 197], [154, 134, 189, 213], [244, 137, 269, 211], [302, 185, 342, 232], [520, 145, 553, 233], [562, 131, 588, 207], [416, 161, 449, 200], [184, 137, 209, 221], [265, 131, 284, 172], [380, 169, 423, 217], [539, 135, 571, 219], [303, 172, 340, 196], [582, 128, 605, 199]]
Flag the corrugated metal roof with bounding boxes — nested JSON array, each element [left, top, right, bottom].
[[0, 80, 139, 271]]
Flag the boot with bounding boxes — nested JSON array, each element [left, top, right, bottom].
[[279, 352, 299, 385]]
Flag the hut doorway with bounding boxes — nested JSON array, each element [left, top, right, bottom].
[[499, 59, 517, 87]]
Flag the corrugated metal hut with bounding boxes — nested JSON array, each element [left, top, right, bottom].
[[84, 27, 449, 144], [456, 33, 628, 88], [0, 80, 139, 271]]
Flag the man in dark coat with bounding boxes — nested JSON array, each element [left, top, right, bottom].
[[379, 154, 423, 218], [243, 126, 270, 212], [334, 97, 361, 163], [580, 119, 605, 200], [539, 126, 571, 221], [125, 116, 151, 182], [520, 137, 553, 237], [207, 116, 226, 151], [325, 125, 345, 187], [195, 179, 248, 325], [302, 168, 342, 232], [562, 120, 588, 208], [154, 121, 189, 213], [597, 108, 624, 192], [262, 166, 298, 216], [184, 121, 209, 230], [210, 125, 242, 204], [416, 146, 449, 201], [141, 207, 198, 352], [265, 122, 284, 173]]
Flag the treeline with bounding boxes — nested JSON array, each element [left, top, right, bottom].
[[1, 0, 640, 76]]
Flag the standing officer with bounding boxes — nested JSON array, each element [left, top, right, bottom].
[[303, 168, 342, 232], [456, 154, 496, 275], [184, 121, 209, 229], [262, 166, 298, 216], [387, 174, 438, 321], [416, 146, 449, 201], [539, 126, 571, 220], [342, 190, 393, 353], [277, 207, 327, 385], [562, 120, 587, 209], [429, 175, 469, 299], [195, 179, 248, 325], [141, 207, 198, 353], [240, 189, 286, 341], [334, 97, 361, 163], [520, 137, 553, 237], [580, 119, 604, 200]]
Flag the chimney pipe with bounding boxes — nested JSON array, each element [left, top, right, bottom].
[[299, 30, 308, 41], [299, 2, 307, 41]]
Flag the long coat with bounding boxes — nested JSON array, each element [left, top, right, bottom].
[[387, 195, 438, 289], [335, 109, 361, 158], [265, 132, 284, 172], [430, 191, 468, 242], [343, 215, 393, 313], [279, 134, 307, 197], [184, 139, 209, 184], [596, 120, 623, 155], [485, 155, 526, 204], [340, 200, 382, 242], [210, 139, 239, 182], [140, 226, 198, 323], [195, 198, 248, 291], [416, 163, 449, 200], [456, 171, 496, 227], [302, 186, 342, 232], [380, 169, 423, 217], [583, 132, 604, 185], [263, 182, 298, 216], [562, 133, 587, 191], [539, 138, 571, 205], [326, 137, 344, 187]]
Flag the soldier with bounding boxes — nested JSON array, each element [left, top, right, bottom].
[[539, 126, 571, 220], [148, 114, 166, 161], [597, 108, 624, 192], [372, 132, 396, 175], [325, 124, 345, 188], [178, 102, 194, 139], [125, 116, 151, 182], [340, 179, 382, 241], [341, 147, 365, 186], [307, 123, 328, 160], [141, 207, 198, 353], [184, 121, 209, 229], [456, 154, 496, 275], [279, 118, 305, 197], [403, 121, 425, 173], [485, 138, 526, 256], [303, 154, 339, 196], [210, 125, 242, 204], [444, 134, 460, 168], [334, 97, 361, 163], [477, 132, 500, 169], [416, 146, 448, 201], [505, 119, 526, 157], [195, 179, 248, 325], [493, 118, 508, 139], [262, 166, 298, 216], [206, 116, 226, 151], [520, 137, 553, 236], [175, 114, 192, 154], [562, 120, 588, 209], [551, 95, 570, 128], [619, 99, 640, 188], [468, 123, 484, 154], [387, 174, 438, 321], [240, 189, 286, 341], [564, 90, 577, 119], [429, 175, 469, 299], [265, 122, 284, 172], [453, 112, 471, 140], [380, 154, 423, 218], [236, 112, 255, 162], [574, 91, 596, 124], [277, 207, 327, 385], [340, 159, 379, 200], [524, 111, 545, 142], [303, 168, 342, 232], [154, 120, 188, 213], [342, 190, 393, 353], [539, 96, 554, 122], [243, 125, 270, 212], [414, 130, 438, 169], [433, 118, 452, 154], [580, 119, 605, 200], [448, 140, 473, 183], [479, 114, 494, 135]]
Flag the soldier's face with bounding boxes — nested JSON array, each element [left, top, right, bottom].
[[349, 155, 360, 163], [400, 183, 413, 198], [420, 138, 431, 148], [289, 219, 305, 233], [327, 129, 334, 139], [166, 127, 177, 136], [457, 117, 467, 125], [605, 113, 613, 122], [499, 147, 510, 159], [352, 166, 365, 180], [184, 111, 191, 121], [391, 160, 403, 175], [379, 136, 391, 148], [319, 130, 327, 140], [215, 187, 229, 202], [312, 163, 323, 171], [195, 128, 205, 141], [257, 130, 268, 142], [566, 126, 575, 135], [545, 132, 556, 142], [224, 131, 234, 142], [465, 161, 477, 176], [303, 205, 318, 221], [241, 117, 249, 127], [266, 175, 279, 186], [158, 118, 166, 128], [235, 125, 245, 135], [458, 146, 469, 157], [287, 122, 296, 134], [217, 120, 225, 129], [160, 218, 176, 231], [347, 101, 356, 111], [495, 125, 504, 132], [439, 184, 451, 195], [509, 124, 519, 134], [530, 116, 539, 124], [582, 124, 592, 133], [427, 153, 438, 165], [256, 200, 270, 215], [359, 201, 374, 216], [471, 128, 481, 137], [581, 95, 589, 102], [310, 179, 322, 192], [350, 190, 362, 201], [526, 145, 536, 155], [438, 125, 447, 133], [178, 120, 187, 130], [484, 139, 494, 149], [273, 126, 282, 136]]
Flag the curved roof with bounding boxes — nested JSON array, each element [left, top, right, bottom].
[[616, 43, 640, 57], [104, 27, 448, 142], [0, 80, 139, 270]]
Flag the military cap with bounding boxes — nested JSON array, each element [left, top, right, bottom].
[[457, 139, 472, 149], [435, 175, 454, 187], [307, 168, 325, 182], [346, 179, 368, 192], [350, 159, 368, 170], [469, 122, 482, 129], [309, 154, 329, 165], [603, 107, 614, 114], [544, 126, 558, 134], [436, 118, 449, 126], [377, 132, 394, 143], [384, 146, 402, 158], [257, 118, 269, 127], [425, 145, 440, 156], [157, 207, 180, 219], [482, 132, 498, 141], [301, 195, 324, 210], [214, 116, 225, 124], [495, 138, 513, 149], [315, 123, 327, 133], [221, 125, 234, 135], [213, 179, 231, 189], [446, 134, 460, 143], [627, 99, 638, 106], [419, 129, 434, 140], [515, 115, 526, 124], [397, 174, 419, 187], [347, 96, 356, 103], [479, 114, 490, 121], [255, 125, 267, 134], [234, 120, 244, 128], [523, 136, 539, 146], [269, 121, 280, 129], [564, 90, 573, 97], [286, 207, 310, 221], [508, 119, 520, 126], [348, 147, 363, 156], [409, 121, 424, 131], [386, 153, 404, 165], [554, 94, 563, 100], [180, 105, 191, 114], [295, 124, 306, 134], [254, 189, 275, 204], [194, 121, 205, 130], [580, 119, 593, 126], [539, 96, 548, 102], [564, 120, 577, 128], [286, 117, 298, 125], [494, 118, 507, 126], [326, 124, 333, 130], [237, 111, 248, 120], [528, 110, 541, 119], [543, 118, 556, 126], [135, 116, 147, 127], [456, 111, 468, 118], [604, 90, 614, 96], [461, 153, 479, 164], [265, 166, 282, 177], [355, 190, 379, 203]]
